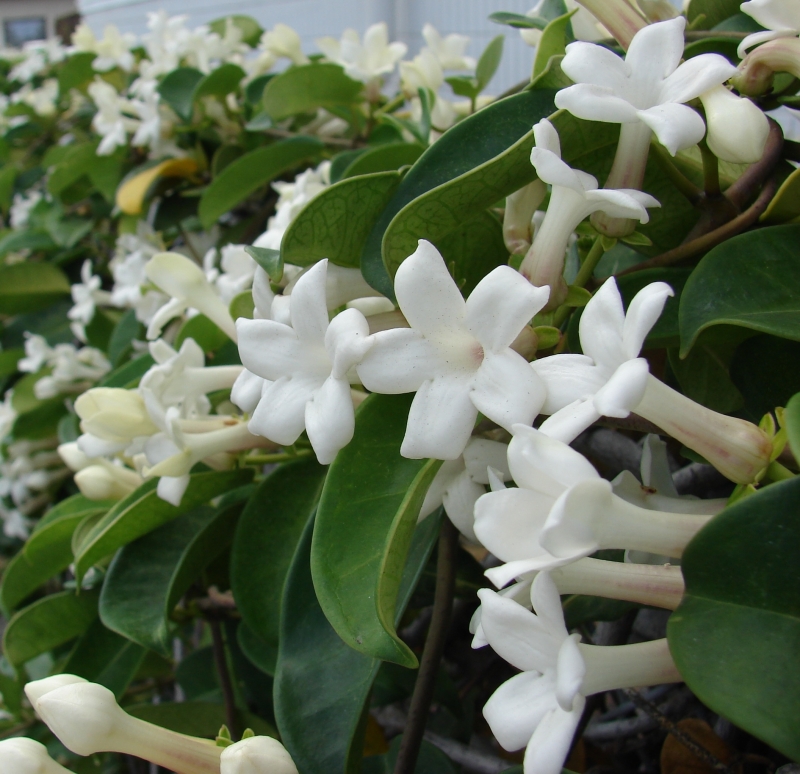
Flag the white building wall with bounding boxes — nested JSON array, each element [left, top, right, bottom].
[[76, 0, 537, 93]]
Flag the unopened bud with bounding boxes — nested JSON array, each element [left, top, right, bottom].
[[220, 736, 299, 774], [74, 462, 142, 500], [0, 738, 73, 774], [700, 86, 770, 163], [75, 387, 158, 441]]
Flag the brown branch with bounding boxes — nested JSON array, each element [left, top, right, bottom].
[[209, 618, 240, 740]]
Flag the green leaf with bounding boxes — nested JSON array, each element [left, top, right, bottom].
[[61, 618, 146, 698], [488, 12, 548, 30], [58, 52, 96, 95], [1, 496, 110, 614], [686, 0, 741, 29], [73, 469, 253, 585], [0, 165, 16, 215], [245, 74, 273, 105], [311, 394, 442, 667], [127, 700, 276, 739], [98, 353, 156, 388], [157, 67, 205, 121], [330, 148, 367, 183], [0, 348, 23, 377], [12, 398, 68, 440], [108, 309, 143, 365], [0, 263, 70, 314], [194, 64, 246, 102], [532, 9, 576, 80], [679, 224, 800, 356], [3, 589, 99, 669], [760, 166, 800, 224], [198, 137, 324, 228], [282, 171, 402, 268], [262, 63, 363, 121], [668, 478, 800, 760], [230, 458, 327, 674], [445, 75, 479, 100], [229, 291, 255, 321], [275, 507, 441, 774], [341, 143, 424, 179], [100, 503, 241, 655], [366, 738, 457, 774], [244, 246, 283, 281], [476, 36, 504, 91], [361, 89, 561, 297], [0, 229, 57, 258], [175, 314, 229, 353], [785, 392, 800, 460], [208, 15, 263, 47]]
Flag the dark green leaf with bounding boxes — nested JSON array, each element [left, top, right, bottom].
[[0, 229, 57, 257], [212, 145, 245, 177], [98, 353, 155, 388], [533, 9, 576, 80], [194, 64, 246, 102], [198, 137, 324, 228], [668, 478, 800, 759], [58, 52, 96, 95], [157, 68, 205, 121], [0, 263, 70, 314], [275, 507, 441, 774], [489, 12, 549, 30], [11, 398, 68, 440], [311, 394, 442, 667], [108, 309, 143, 365], [476, 36, 504, 91], [175, 314, 229, 353], [341, 143, 424, 179], [0, 165, 16, 215], [679, 225, 800, 356], [230, 458, 327, 674], [73, 469, 253, 584], [686, 0, 741, 29], [786, 392, 800, 461], [100, 503, 241, 655], [330, 148, 367, 183], [208, 15, 263, 47], [3, 589, 99, 669], [244, 246, 283, 281], [245, 74, 273, 105], [282, 171, 402, 268], [262, 63, 363, 121], [0, 348, 23, 377], [761, 166, 800, 224]]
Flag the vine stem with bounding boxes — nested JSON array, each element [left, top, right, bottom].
[[393, 518, 459, 774], [209, 618, 240, 741]]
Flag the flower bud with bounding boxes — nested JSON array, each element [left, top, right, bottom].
[[699, 86, 770, 163], [75, 387, 158, 441], [74, 461, 142, 500], [0, 738, 73, 774], [220, 736, 299, 774], [25, 673, 88, 705], [57, 442, 91, 472]]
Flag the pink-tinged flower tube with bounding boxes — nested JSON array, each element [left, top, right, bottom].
[[357, 240, 550, 460], [733, 37, 800, 96], [555, 17, 737, 235], [533, 279, 772, 483], [573, 0, 647, 50]]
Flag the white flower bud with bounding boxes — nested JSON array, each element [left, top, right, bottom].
[[220, 736, 299, 774], [74, 462, 142, 500], [24, 674, 88, 706], [75, 387, 158, 441], [57, 442, 91, 472], [0, 738, 73, 774], [700, 85, 770, 163]]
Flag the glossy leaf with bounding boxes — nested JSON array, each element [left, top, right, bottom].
[[262, 63, 363, 120], [0, 263, 70, 315], [679, 225, 800, 356], [1, 496, 110, 614], [311, 394, 442, 667], [157, 67, 204, 121], [282, 171, 402, 268], [230, 457, 327, 674], [476, 35, 504, 90], [245, 246, 283, 281], [362, 89, 560, 297], [198, 137, 323, 228], [3, 589, 99, 669], [194, 64, 246, 101], [73, 469, 253, 584], [12, 398, 68, 440], [532, 9, 576, 80], [61, 618, 146, 698], [175, 314, 229, 353], [100, 503, 242, 655], [275, 508, 442, 774], [668, 478, 800, 759], [686, 0, 741, 29], [98, 353, 156, 388], [341, 143, 424, 179]]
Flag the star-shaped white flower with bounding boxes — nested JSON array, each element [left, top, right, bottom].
[[237, 259, 373, 464], [421, 24, 476, 71], [357, 240, 550, 460], [317, 23, 407, 83]]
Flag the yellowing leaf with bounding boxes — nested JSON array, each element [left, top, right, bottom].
[[116, 158, 198, 215]]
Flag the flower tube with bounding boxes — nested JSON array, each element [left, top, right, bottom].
[[503, 180, 547, 256]]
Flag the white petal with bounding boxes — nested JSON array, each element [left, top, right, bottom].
[[583, 188, 656, 222], [401, 374, 476, 460], [626, 17, 685, 87], [484, 554, 576, 588], [621, 282, 674, 359], [560, 41, 629, 94], [231, 369, 266, 414], [579, 278, 626, 368], [419, 458, 463, 520], [237, 319, 310, 382], [532, 355, 607, 415], [636, 103, 707, 155], [741, 0, 800, 34], [483, 671, 558, 752], [325, 307, 371, 379], [441, 471, 484, 542], [248, 376, 319, 445], [523, 694, 585, 774], [530, 572, 568, 639], [357, 329, 438, 393], [539, 397, 603, 444], [738, 29, 789, 57], [659, 54, 738, 105], [395, 240, 465, 335], [473, 488, 551, 562], [289, 259, 329, 345], [593, 358, 649, 418], [252, 267, 275, 318], [533, 119, 561, 157], [465, 266, 549, 352], [463, 438, 510, 484], [640, 434, 679, 496], [529, 148, 588, 192], [554, 84, 638, 124], [555, 634, 586, 710], [305, 376, 354, 464], [157, 475, 189, 506], [471, 350, 545, 433]]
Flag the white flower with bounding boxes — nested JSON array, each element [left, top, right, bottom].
[[317, 23, 406, 83], [421, 24, 475, 70], [110, 223, 167, 322], [0, 391, 17, 439], [250, 24, 308, 75], [15, 79, 59, 117], [71, 23, 137, 72], [503, 180, 547, 256], [739, 0, 800, 57], [358, 240, 550, 460], [237, 260, 372, 464], [19, 333, 53, 373], [534, 278, 773, 483], [68, 260, 113, 341], [88, 79, 138, 156], [0, 737, 74, 774], [205, 244, 258, 304], [698, 85, 770, 163], [9, 39, 66, 82], [10, 190, 43, 229], [220, 736, 298, 774], [420, 437, 511, 542], [518, 120, 658, 309], [478, 572, 680, 774], [33, 344, 111, 400], [75, 387, 159, 443]]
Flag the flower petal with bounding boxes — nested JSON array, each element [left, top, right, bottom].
[[471, 350, 545, 433], [325, 307, 371, 379], [473, 488, 552, 562], [420, 458, 463, 520], [636, 103, 707, 155], [289, 259, 330, 345], [554, 83, 638, 124], [626, 17, 685, 91], [442, 470, 484, 542], [463, 438, 511, 484], [248, 375, 319, 445], [538, 398, 602, 444], [579, 278, 626, 369], [523, 694, 585, 774], [583, 188, 657, 222], [555, 634, 586, 710], [395, 240, 466, 335], [659, 54, 738, 105], [532, 355, 607, 414], [157, 475, 190, 507], [231, 369, 267, 414], [622, 282, 674, 359], [483, 670, 558, 752], [530, 572, 568, 640], [560, 41, 629, 94], [305, 376, 354, 464], [400, 373, 476, 460], [465, 266, 550, 352], [529, 148, 588, 192], [237, 319, 310, 382], [357, 328, 438, 393], [593, 358, 649, 418]]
